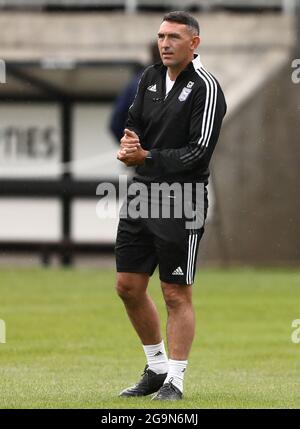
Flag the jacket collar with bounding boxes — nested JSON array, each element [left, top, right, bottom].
[[192, 53, 203, 70], [155, 53, 203, 74]]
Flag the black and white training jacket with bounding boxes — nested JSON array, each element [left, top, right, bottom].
[[126, 54, 227, 184]]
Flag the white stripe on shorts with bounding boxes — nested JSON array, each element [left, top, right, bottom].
[[186, 233, 198, 285]]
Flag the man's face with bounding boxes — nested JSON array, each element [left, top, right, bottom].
[[157, 20, 199, 69]]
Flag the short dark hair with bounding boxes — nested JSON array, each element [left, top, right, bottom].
[[162, 11, 200, 36]]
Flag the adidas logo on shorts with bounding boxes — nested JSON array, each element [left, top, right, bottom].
[[172, 266, 184, 276]]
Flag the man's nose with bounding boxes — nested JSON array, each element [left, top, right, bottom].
[[161, 37, 170, 49]]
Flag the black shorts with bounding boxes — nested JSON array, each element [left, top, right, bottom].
[[115, 183, 208, 285]]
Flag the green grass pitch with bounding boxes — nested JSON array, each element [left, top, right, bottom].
[[0, 267, 300, 409]]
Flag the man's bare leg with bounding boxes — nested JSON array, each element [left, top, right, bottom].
[[116, 272, 162, 345], [152, 281, 195, 396], [116, 272, 168, 397], [161, 282, 195, 360]]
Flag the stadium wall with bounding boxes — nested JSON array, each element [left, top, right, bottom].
[[201, 58, 300, 266]]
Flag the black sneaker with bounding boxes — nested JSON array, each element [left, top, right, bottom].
[[151, 380, 183, 401], [119, 365, 167, 397]]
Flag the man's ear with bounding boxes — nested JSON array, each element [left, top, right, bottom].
[[191, 36, 200, 51]]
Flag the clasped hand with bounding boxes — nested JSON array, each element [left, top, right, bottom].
[[117, 128, 148, 167]]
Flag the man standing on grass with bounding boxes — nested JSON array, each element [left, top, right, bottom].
[[115, 11, 226, 400]]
